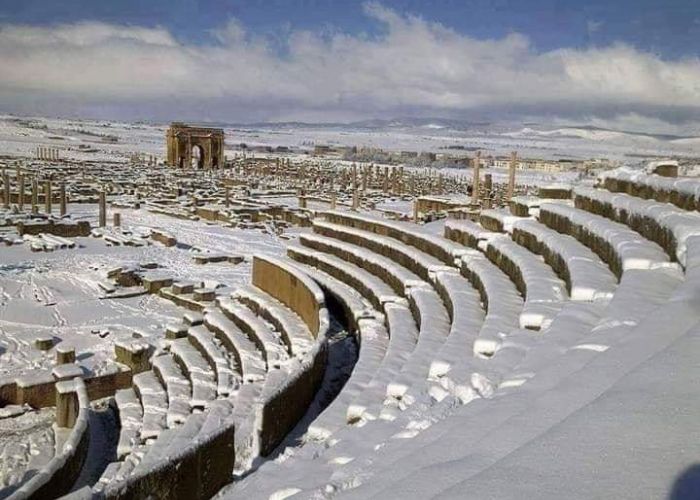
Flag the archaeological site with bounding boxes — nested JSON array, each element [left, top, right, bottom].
[[2, 1, 700, 499]]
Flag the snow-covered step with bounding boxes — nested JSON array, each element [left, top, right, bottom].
[[484, 234, 568, 330], [169, 339, 217, 409], [600, 167, 700, 212], [203, 309, 267, 383], [217, 298, 288, 369], [188, 324, 239, 396], [458, 250, 524, 357], [132, 371, 168, 440], [345, 302, 419, 423], [113, 387, 143, 459], [573, 186, 700, 269], [445, 218, 498, 250], [479, 208, 528, 233], [385, 285, 452, 402], [323, 210, 469, 265], [539, 202, 675, 278], [151, 354, 192, 427], [312, 220, 447, 283], [307, 317, 389, 441], [300, 231, 420, 294], [512, 218, 617, 301], [232, 284, 314, 356], [428, 269, 485, 381], [287, 245, 398, 310]]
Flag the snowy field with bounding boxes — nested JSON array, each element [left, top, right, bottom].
[[0, 204, 291, 379]]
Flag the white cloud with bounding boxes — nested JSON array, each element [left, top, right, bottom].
[[0, 3, 699, 130]]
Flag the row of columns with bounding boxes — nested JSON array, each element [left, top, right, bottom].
[[1, 175, 68, 216], [36, 147, 60, 161]]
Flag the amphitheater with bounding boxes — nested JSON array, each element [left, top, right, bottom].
[[2, 165, 700, 500]]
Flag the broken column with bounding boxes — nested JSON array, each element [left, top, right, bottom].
[[18, 175, 25, 210], [99, 191, 106, 227], [31, 178, 38, 214], [56, 379, 80, 428], [507, 151, 517, 201], [56, 345, 76, 365], [59, 182, 67, 216], [44, 180, 52, 214], [471, 151, 481, 205], [2, 173, 9, 209]]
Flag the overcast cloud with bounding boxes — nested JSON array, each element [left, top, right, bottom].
[[1, 2, 699, 132]]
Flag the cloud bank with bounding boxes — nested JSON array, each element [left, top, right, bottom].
[[1, 2, 699, 131]]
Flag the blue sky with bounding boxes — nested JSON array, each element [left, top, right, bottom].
[[0, 1, 699, 130], [5, 0, 699, 57]]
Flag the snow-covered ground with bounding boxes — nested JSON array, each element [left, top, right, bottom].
[[0, 204, 291, 378]]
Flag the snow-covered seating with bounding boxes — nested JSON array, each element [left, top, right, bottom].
[[444, 218, 497, 250], [323, 210, 468, 266], [600, 167, 700, 211], [151, 354, 191, 427], [202, 309, 267, 384], [300, 231, 420, 294], [344, 302, 419, 423], [100, 400, 236, 499], [479, 208, 525, 233], [169, 339, 217, 409], [9, 378, 90, 500], [459, 250, 524, 356], [287, 245, 399, 310], [428, 269, 486, 381], [386, 285, 452, 401], [187, 325, 239, 397], [132, 371, 168, 440], [232, 284, 315, 356], [483, 235, 567, 330], [113, 388, 144, 459], [573, 186, 700, 269], [538, 202, 674, 279], [512, 218, 617, 301], [312, 220, 445, 283], [217, 298, 288, 369]]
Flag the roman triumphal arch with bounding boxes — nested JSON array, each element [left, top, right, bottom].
[[166, 122, 225, 169]]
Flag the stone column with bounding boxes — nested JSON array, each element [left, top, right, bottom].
[[2, 173, 9, 209], [507, 151, 517, 201], [56, 380, 79, 428], [352, 189, 359, 210], [18, 175, 25, 210], [59, 183, 67, 216], [225, 186, 230, 207], [113, 212, 121, 227], [99, 191, 106, 227], [413, 200, 419, 223], [484, 173, 493, 195], [44, 180, 52, 214], [31, 178, 38, 214], [330, 192, 337, 210], [471, 151, 481, 204]]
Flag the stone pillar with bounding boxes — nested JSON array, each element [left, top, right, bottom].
[[113, 212, 121, 227], [2, 173, 9, 209], [383, 167, 389, 193], [225, 187, 230, 207], [56, 380, 79, 428], [18, 175, 25, 210], [330, 192, 337, 210], [413, 200, 419, 223], [99, 191, 106, 227], [471, 151, 481, 204], [31, 178, 38, 214], [56, 345, 76, 365], [59, 183, 67, 216], [352, 189, 359, 210], [44, 180, 52, 214], [484, 173, 493, 195], [507, 151, 517, 201]]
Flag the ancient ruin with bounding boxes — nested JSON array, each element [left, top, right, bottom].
[[166, 123, 225, 169], [0, 113, 699, 500]]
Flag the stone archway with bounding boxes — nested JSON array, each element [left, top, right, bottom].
[[166, 123, 225, 169]]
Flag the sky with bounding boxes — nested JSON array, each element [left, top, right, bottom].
[[1, 0, 700, 132]]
